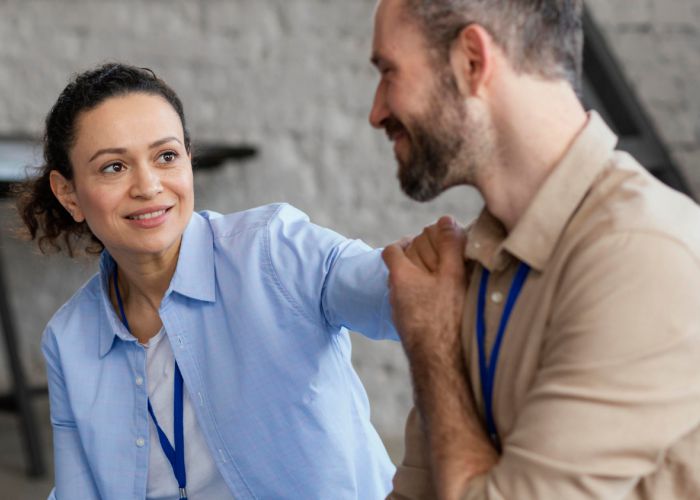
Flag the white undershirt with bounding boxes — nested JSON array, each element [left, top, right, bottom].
[[144, 328, 235, 500]]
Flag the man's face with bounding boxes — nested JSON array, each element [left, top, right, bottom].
[[370, 0, 493, 201]]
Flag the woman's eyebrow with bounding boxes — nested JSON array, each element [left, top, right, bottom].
[[88, 137, 182, 162], [89, 147, 127, 163], [149, 136, 182, 149]]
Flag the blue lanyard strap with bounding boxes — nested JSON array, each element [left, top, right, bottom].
[[476, 262, 530, 451], [113, 266, 188, 499]]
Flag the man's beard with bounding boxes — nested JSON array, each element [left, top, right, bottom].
[[388, 73, 488, 202], [397, 111, 462, 202]]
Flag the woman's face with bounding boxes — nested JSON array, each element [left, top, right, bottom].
[[54, 92, 194, 260]]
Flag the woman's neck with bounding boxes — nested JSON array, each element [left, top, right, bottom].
[[109, 238, 182, 343]]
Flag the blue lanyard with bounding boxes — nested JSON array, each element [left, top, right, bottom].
[[113, 266, 188, 500], [476, 262, 530, 452]]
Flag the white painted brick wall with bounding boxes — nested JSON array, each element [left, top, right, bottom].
[[0, 0, 698, 455]]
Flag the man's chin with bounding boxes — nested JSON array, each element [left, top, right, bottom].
[[399, 172, 442, 203]]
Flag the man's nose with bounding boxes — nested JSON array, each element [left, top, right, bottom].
[[369, 82, 390, 129]]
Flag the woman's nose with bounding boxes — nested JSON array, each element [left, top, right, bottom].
[[130, 165, 163, 199]]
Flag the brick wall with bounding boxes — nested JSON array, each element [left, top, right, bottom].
[[0, 0, 698, 457]]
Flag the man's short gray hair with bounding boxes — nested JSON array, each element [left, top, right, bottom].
[[403, 0, 583, 90]]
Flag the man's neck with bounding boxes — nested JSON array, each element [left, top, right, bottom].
[[476, 78, 588, 233]]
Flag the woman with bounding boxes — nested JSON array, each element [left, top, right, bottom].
[[16, 63, 398, 499]]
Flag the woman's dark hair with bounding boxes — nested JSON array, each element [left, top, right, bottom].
[[14, 62, 191, 256]]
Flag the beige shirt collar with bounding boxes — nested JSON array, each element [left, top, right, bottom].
[[465, 111, 618, 272]]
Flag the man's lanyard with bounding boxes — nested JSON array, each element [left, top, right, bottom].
[[476, 262, 530, 452], [113, 267, 188, 500]]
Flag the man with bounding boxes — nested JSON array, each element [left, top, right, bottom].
[[369, 0, 700, 499]]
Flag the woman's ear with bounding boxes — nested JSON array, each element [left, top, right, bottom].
[[450, 23, 495, 98], [49, 170, 85, 223]]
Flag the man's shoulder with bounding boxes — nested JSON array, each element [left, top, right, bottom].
[[571, 151, 700, 261]]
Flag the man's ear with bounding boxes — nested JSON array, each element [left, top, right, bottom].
[[449, 24, 496, 98], [49, 170, 85, 223]]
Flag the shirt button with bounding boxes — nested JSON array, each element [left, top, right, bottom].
[[491, 291, 504, 304], [473, 241, 481, 250], [136, 437, 146, 447], [135, 376, 144, 386]]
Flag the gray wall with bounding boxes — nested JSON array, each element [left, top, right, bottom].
[[1, 0, 698, 455]]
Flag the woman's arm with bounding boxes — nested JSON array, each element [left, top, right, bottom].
[[266, 203, 397, 340], [42, 328, 101, 499]]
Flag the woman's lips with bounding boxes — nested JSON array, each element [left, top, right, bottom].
[[125, 206, 172, 228]]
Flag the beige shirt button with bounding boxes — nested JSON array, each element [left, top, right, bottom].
[[491, 291, 504, 304], [473, 241, 481, 250], [135, 376, 144, 386], [136, 437, 146, 447]]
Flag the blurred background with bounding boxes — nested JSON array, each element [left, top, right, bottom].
[[0, 0, 698, 497]]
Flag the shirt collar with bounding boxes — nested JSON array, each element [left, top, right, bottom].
[[97, 253, 127, 357], [167, 212, 216, 303], [465, 111, 618, 272], [97, 211, 216, 358]]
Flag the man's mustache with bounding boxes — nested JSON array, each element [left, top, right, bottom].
[[382, 117, 407, 141]]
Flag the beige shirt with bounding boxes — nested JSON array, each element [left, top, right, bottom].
[[390, 112, 700, 500]]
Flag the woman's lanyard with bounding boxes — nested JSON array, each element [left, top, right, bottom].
[[476, 262, 530, 452], [113, 266, 188, 500]]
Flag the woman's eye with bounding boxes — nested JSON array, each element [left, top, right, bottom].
[[102, 162, 125, 174], [159, 151, 178, 163]]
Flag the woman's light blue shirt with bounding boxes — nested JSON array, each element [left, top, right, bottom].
[[43, 203, 398, 499]]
